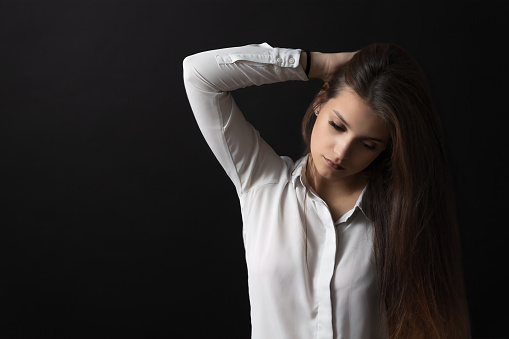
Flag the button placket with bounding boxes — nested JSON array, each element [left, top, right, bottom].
[[306, 191, 337, 339]]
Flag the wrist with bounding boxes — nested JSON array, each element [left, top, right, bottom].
[[300, 51, 329, 81], [300, 50, 309, 77], [308, 52, 327, 80]]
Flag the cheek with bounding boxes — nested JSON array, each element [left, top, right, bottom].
[[362, 154, 378, 166], [343, 146, 376, 165], [355, 151, 383, 169], [310, 120, 330, 148]]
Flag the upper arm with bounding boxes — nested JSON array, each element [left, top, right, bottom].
[[182, 44, 307, 195]]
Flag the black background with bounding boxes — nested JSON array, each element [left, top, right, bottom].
[[1, 1, 508, 338]]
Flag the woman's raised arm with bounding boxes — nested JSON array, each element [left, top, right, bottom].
[[183, 43, 308, 195]]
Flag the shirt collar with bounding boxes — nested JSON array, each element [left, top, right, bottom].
[[291, 154, 369, 221], [290, 154, 309, 189], [340, 185, 368, 223]]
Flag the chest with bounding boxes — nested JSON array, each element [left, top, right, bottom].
[[241, 184, 374, 281]]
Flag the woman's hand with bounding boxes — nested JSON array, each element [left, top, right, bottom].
[[301, 51, 357, 82]]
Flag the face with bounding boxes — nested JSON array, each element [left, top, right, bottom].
[[309, 86, 390, 183]]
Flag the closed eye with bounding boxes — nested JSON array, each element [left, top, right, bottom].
[[330, 120, 380, 151], [328, 121, 345, 132], [363, 143, 376, 151]]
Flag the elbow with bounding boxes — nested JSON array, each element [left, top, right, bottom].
[[182, 54, 195, 83], [182, 54, 194, 71], [182, 53, 206, 87], [182, 51, 220, 92]]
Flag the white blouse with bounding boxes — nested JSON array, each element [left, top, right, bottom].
[[183, 43, 387, 339]]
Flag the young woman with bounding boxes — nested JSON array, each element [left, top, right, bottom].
[[183, 42, 470, 339]]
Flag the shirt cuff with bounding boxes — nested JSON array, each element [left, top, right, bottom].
[[215, 42, 303, 69]]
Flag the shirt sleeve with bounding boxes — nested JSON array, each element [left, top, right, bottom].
[[182, 43, 308, 195]]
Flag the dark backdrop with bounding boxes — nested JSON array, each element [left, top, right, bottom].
[[1, 1, 508, 338]]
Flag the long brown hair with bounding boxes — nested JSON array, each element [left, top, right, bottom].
[[302, 43, 470, 338]]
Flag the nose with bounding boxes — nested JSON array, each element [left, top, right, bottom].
[[334, 137, 353, 160]]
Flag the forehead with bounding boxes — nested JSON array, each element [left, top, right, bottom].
[[324, 88, 389, 139]]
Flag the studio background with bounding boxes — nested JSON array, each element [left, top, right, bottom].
[[1, 1, 508, 338]]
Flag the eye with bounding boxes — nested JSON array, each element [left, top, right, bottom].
[[363, 143, 376, 151], [328, 121, 345, 132]]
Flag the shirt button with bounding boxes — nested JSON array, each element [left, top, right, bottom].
[[276, 57, 283, 64], [289, 57, 295, 64]]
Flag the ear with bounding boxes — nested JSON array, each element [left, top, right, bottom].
[[314, 105, 321, 116]]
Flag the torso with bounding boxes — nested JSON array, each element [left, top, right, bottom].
[[240, 165, 384, 339]]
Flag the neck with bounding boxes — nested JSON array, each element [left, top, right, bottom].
[[306, 158, 368, 202]]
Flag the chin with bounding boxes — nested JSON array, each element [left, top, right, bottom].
[[316, 165, 349, 179]]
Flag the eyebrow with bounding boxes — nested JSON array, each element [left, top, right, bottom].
[[333, 110, 351, 128], [333, 110, 386, 143]]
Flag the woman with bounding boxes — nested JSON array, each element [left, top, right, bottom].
[[183, 42, 470, 339]]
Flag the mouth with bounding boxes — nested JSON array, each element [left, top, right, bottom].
[[324, 157, 344, 170]]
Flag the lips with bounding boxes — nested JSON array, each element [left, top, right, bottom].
[[324, 157, 344, 170]]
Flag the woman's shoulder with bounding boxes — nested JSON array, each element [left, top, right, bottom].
[[239, 155, 307, 201]]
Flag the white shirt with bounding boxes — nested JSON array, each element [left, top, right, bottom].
[[183, 43, 387, 339]]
